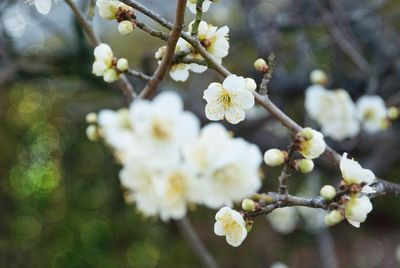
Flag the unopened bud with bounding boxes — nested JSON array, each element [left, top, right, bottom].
[[86, 125, 99, 141], [85, 112, 97, 124], [117, 58, 129, 72], [155, 46, 166, 60], [310, 69, 328, 85], [320, 185, 336, 201], [388, 106, 399, 120], [118, 20, 134, 35], [103, 69, 119, 83], [295, 159, 314, 174], [242, 199, 256, 212], [264, 149, 286, 167], [254, 58, 268, 73], [324, 210, 344, 226]]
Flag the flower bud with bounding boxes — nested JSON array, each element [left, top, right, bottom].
[[388, 106, 399, 120], [85, 112, 97, 124], [155, 46, 166, 60], [324, 210, 344, 226], [254, 58, 268, 73], [103, 69, 119, 83], [245, 78, 257, 92], [118, 20, 134, 35], [310, 69, 328, 85], [320, 185, 336, 200], [299, 127, 314, 140], [295, 159, 314, 174], [116, 58, 129, 72], [86, 125, 99, 141], [241, 199, 256, 212], [264, 149, 285, 167]]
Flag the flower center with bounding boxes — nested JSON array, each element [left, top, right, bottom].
[[218, 90, 232, 109], [151, 119, 171, 140], [363, 108, 376, 120]]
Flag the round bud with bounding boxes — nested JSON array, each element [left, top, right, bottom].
[[324, 210, 344, 226], [103, 69, 119, 83], [388, 106, 399, 120], [245, 78, 257, 92], [320, 185, 336, 201], [310, 69, 328, 85], [264, 149, 285, 167], [155, 46, 166, 60], [116, 58, 129, 72], [299, 127, 314, 140], [85, 112, 97, 124], [86, 125, 99, 141], [241, 199, 256, 212], [118, 20, 134, 35], [254, 58, 268, 73], [296, 159, 314, 174]]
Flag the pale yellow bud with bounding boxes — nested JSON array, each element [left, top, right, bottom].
[[85, 112, 97, 124], [241, 199, 256, 212], [388, 106, 399, 120], [116, 58, 129, 72], [320, 185, 336, 201], [264, 149, 285, 167], [324, 210, 344, 226], [254, 58, 268, 73], [118, 20, 134, 35], [295, 159, 314, 174], [86, 125, 99, 141], [103, 69, 119, 83], [310, 69, 328, 85]]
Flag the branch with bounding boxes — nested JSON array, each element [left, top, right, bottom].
[[127, 69, 152, 81], [176, 218, 219, 268], [136, 20, 169, 41], [138, 0, 187, 99], [64, 0, 137, 101]]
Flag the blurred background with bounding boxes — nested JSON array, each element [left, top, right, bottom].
[[1, 0, 400, 267]]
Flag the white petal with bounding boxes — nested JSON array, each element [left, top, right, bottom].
[[234, 90, 254, 110], [203, 83, 222, 102], [34, 0, 51, 14], [347, 219, 360, 228], [214, 222, 226, 236], [223, 75, 246, 91], [205, 103, 224, 121], [189, 63, 207, 73], [169, 64, 190, 81], [225, 107, 245, 124]]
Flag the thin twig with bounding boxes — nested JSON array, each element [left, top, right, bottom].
[[127, 69, 152, 81], [176, 218, 219, 268], [138, 0, 187, 99], [136, 21, 169, 41], [64, 0, 137, 101]]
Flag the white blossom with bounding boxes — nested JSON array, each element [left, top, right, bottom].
[[356, 95, 388, 133], [183, 123, 262, 208], [92, 43, 121, 82], [187, 0, 212, 14], [26, 0, 52, 15], [340, 153, 376, 190], [96, 0, 119, 20], [344, 195, 373, 228], [214, 207, 247, 247], [203, 74, 255, 124], [297, 128, 326, 159], [305, 85, 359, 141], [267, 207, 299, 234]]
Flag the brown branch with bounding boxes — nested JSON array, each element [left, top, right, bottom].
[[127, 69, 152, 81], [64, 0, 137, 101], [136, 21, 169, 41], [138, 0, 187, 99]]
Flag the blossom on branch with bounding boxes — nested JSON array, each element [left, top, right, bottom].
[[214, 207, 247, 247], [203, 74, 255, 124], [340, 153, 376, 193], [356, 95, 388, 134], [297, 127, 326, 159], [344, 195, 373, 228]]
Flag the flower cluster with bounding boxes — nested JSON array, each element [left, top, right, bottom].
[[96, 0, 136, 35], [87, 92, 262, 222], [92, 43, 129, 83], [324, 153, 375, 228], [305, 70, 394, 140]]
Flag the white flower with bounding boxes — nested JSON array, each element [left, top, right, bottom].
[[120, 162, 201, 221], [96, 0, 119, 20], [297, 128, 326, 159], [129, 91, 200, 164], [190, 21, 229, 62], [305, 85, 360, 141], [267, 207, 299, 234], [203, 74, 255, 124], [356, 95, 388, 133], [344, 195, 373, 228], [92, 43, 119, 82], [97, 108, 133, 161], [214, 207, 247, 247], [183, 123, 262, 208], [340, 153, 376, 188], [26, 0, 52, 15], [187, 0, 212, 14]]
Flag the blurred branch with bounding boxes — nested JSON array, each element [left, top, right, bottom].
[[127, 69, 152, 81], [64, 0, 137, 101], [176, 218, 219, 268], [138, 0, 187, 99]]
